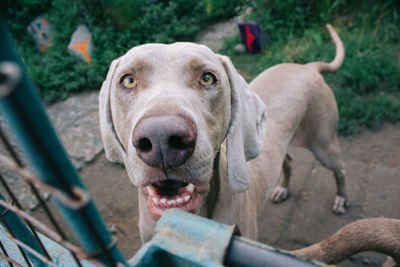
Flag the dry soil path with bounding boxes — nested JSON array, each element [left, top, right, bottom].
[[72, 123, 400, 267]]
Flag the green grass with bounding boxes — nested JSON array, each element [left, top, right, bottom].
[[221, 0, 400, 135]]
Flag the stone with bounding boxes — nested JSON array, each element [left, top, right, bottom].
[[47, 91, 103, 169], [234, 43, 246, 53], [68, 25, 92, 64], [0, 91, 102, 209], [27, 16, 53, 53]]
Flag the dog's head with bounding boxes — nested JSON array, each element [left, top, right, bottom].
[[99, 43, 266, 221]]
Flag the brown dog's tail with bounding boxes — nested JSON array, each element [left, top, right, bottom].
[[291, 218, 400, 265], [306, 24, 345, 73]]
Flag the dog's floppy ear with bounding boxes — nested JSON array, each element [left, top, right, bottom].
[[218, 55, 267, 192], [99, 58, 126, 163]]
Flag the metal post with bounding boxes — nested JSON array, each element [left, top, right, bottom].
[[224, 236, 324, 267], [0, 20, 127, 266]]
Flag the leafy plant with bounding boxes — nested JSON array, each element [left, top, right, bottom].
[[223, 0, 400, 135], [1, 0, 243, 103]]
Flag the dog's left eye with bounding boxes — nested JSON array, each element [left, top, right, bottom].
[[200, 72, 217, 87], [121, 75, 137, 89]]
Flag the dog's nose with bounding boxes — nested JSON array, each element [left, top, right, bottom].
[[132, 116, 197, 169]]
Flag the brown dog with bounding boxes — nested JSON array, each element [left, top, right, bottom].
[[99, 24, 346, 243], [250, 24, 347, 214]]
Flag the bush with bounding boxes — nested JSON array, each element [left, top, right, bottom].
[[223, 0, 400, 135], [1, 0, 243, 103], [245, 0, 336, 40]]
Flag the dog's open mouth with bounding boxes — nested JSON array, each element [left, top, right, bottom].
[[142, 180, 207, 221]]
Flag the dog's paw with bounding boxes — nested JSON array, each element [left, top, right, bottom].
[[270, 186, 289, 203], [332, 195, 348, 215]]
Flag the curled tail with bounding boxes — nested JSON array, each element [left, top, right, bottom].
[[292, 218, 400, 265], [307, 24, 345, 73]]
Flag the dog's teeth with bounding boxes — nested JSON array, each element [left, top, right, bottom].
[[184, 195, 190, 201], [146, 185, 155, 195], [152, 197, 159, 204], [185, 183, 195, 193], [176, 198, 183, 203], [160, 198, 167, 204], [167, 200, 176, 205]]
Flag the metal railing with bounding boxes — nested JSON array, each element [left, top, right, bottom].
[[0, 20, 127, 267]]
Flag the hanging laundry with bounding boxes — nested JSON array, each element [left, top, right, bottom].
[[238, 23, 262, 54]]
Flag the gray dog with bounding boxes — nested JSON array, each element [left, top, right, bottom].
[[99, 24, 347, 243]]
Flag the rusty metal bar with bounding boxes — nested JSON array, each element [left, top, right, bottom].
[[0, 214, 33, 267], [0, 252, 24, 267], [0, 240, 14, 267], [0, 153, 90, 210], [0, 147, 105, 265], [0, 199, 87, 258], [0, 21, 127, 265], [0, 172, 52, 260], [27, 183, 83, 267], [0, 184, 48, 266], [0, 198, 106, 266], [0, 125, 83, 266], [0, 227, 60, 267]]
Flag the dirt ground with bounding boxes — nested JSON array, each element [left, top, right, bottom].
[[70, 123, 399, 266]]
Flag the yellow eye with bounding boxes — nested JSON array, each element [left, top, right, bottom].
[[200, 72, 216, 86], [122, 75, 137, 89]]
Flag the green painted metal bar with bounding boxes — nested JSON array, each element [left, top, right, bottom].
[[130, 208, 237, 266], [0, 20, 128, 266], [130, 209, 326, 267], [0, 193, 45, 267]]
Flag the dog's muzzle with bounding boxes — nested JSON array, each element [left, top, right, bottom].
[[132, 115, 197, 169]]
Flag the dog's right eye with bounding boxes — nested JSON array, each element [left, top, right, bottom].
[[200, 72, 217, 87], [121, 74, 137, 89]]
